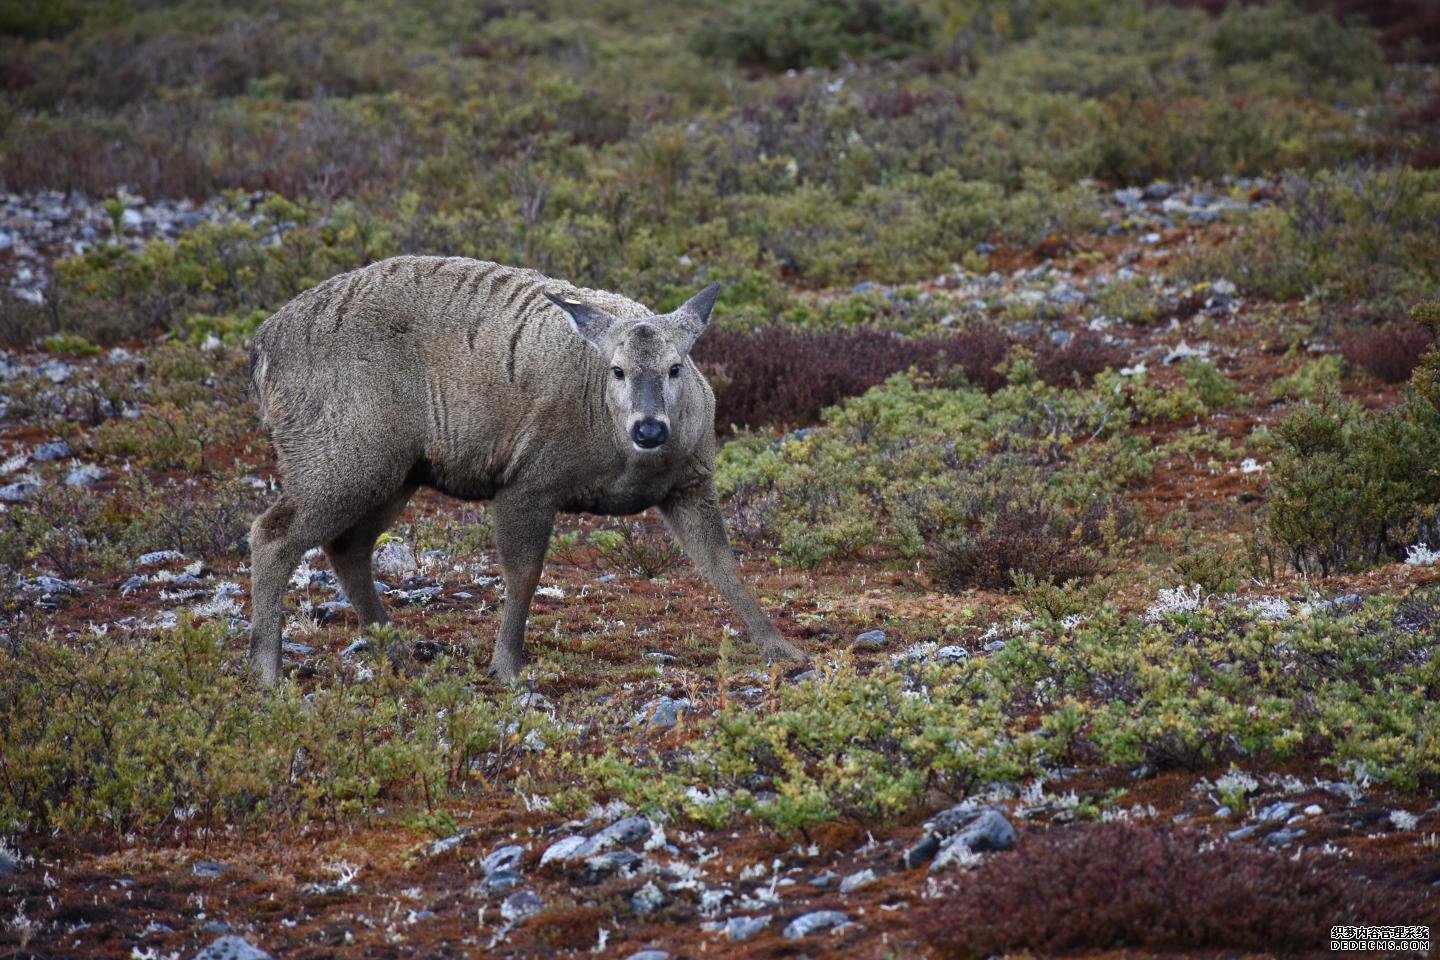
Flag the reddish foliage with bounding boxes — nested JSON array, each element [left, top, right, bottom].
[[1342, 322, 1437, 383], [914, 822, 1435, 958], [693, 325, 1008, 430], [1034, 330, 1127, 387]]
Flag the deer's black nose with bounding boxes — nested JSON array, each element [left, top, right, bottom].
[[632, 419, 669, 449]]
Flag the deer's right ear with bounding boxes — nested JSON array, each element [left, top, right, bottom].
[[545, 290, 617, 351]]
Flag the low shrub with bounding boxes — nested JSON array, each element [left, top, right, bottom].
[[915, 822, 1422, 957], [690, 0, 934, 69], [1033, 331, 1126, 387], [1343, 322, 1437, 384], [0, 618, 556, 835], [693, 325, 1008, 430], [1265, 391, 1440, 575]]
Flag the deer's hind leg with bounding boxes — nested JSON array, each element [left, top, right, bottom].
[[323, 484, 417, 628], [249, 466, 413, 685]]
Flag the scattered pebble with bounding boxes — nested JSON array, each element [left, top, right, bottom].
[[193, 936, 271, 960], [783, 910, 852, 939], [500, 889, 544, 923], [853, 629, 887, 649]]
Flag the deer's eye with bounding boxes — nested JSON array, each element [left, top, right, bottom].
[[669, 364, 682, 379], [611, 366, 625, 381]]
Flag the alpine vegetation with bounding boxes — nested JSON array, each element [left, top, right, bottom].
[[246, 256, 805, 683]]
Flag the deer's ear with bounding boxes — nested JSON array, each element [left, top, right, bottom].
[[545, 290, 618, 351], [664, 282, 720, 355]]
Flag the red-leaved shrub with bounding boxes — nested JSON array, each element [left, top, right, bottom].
[[693, 325, 1008, 430], [915, 822, 1434, 958], [1342, 322, 1437, 384], [1034, 330, 1127, 387]]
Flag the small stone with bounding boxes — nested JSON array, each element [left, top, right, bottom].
[[428, 832, 469, 856], [193, 936, 270, 960], [1265, 828, 1306, 847], [1303, 804, 1324, 817], [595, 816, 652, 848], [373, 541, 416, 578], [0, 480, 39, 503], [1227, 825, 1260, 841], [31, 440, 71, 461], [783, 910, 851, 939], [339, 638, 369, 658], [483, 844, 525, 875], [480, 869, 523, 895], [500, 889, 543, 923], [975, 242, 997, 255], [192, 860, 230, 879], [984, 640, 1006, 653], [1214, 806, 1232, 819], [0, 851, 20, 875], [139, 550, 186, 566], [851, 281, 876, 295], [636, 696, 691, 729], [31, 575, 80, 595], [630, 881, 667, 915], [1256, 801, 1296, 823], [934, 645, 969, 664], [540, 834, 593, 865], [119, 575, 147, 595], [808, 870, 839, 888], [627, 952, 669, 960], [200, 921, 233, 934], [644, 652, 678, 664], [585, 849, 643, 881], [596, 573, 616, 584], [723, 914, 772, 942], [853, 629, 887, 649], [282, 642, 315, 657], [839, 868, 876, 893]]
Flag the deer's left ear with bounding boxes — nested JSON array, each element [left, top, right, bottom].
[[664, 282, 720, 355]]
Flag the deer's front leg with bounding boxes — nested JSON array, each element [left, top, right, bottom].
[[661, 484, 804, 664], [490, 493, 556, 681]]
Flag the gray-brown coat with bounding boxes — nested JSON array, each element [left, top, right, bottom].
[[246, 255, 804, 683]]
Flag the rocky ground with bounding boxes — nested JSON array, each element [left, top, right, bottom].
[[2, 177, 1438, 959]]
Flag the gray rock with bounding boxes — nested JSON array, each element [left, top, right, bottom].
[[500, 889, 544, 923], [373, 541, 416, 578], [808, 870, 839, 888], [483, 844, 525, 875], [1257, 801, 1297, 823], [36, 360, 71, 384], [200, 921, 233, 934], [540, 834, 593, 865], [192, 860, 230, 879], [783, 910, 851, 939], [1142, 181, 1175, 201], [723, 914, 772, 941], [193, 936, 270, 960], [1266, 828, 1307, 847], [851, 281, 876, 295], [984, 640, 1006, 652], [975, 242, 997, 255], [282, 642, 315, 657], [935, 645, 969, 664], [630, 881, 666, 915], [1227, 825, 1260, 841], [636, 696, 691, 729], [627, 952, 669, 960], [0, 480, 39, 503], [853, 629, 887, 649], [119, 575, 147, 595], [138, 550, 186, 566], [31, 575, 80, 595], [0, 851, 20, 875], [839, 868, 876, 893], [427, 832, 469, 856], [596, 816, 652, 847], [318, 600, 354, 625], [904, 805, 1017, 870], [480, 869, 523, 895], [585, 849, 643, 881], [31, 440, 70, 461]]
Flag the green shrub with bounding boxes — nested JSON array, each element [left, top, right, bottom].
[[1265, 392, 1440, 575], [0, 618, 552, 834], [691, 0, 935, 69]]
